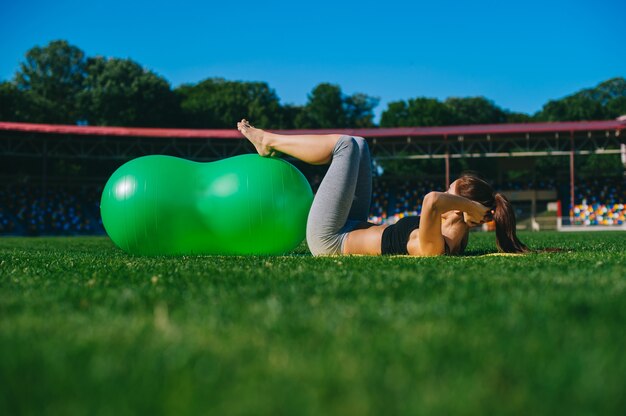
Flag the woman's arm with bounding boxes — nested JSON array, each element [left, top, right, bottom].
[[416, 192, 490, 256]]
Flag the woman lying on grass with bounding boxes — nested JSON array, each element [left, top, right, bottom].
[[237, 119, 528, 256]]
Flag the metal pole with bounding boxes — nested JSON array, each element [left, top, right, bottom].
[[569, 131, 575, 222], [530, 189, 537, 231], [42, 140, 48, 199], [444, 135, 450, 188]]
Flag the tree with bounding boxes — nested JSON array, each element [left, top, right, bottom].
[[537, 95, 605, 121], [536, 77, 626, 121], [0, 81, 25, 121], [176, 78, 282, 128], [380, 97, 455, 127], [444, 96, 508, 125], [294, 83, 379, 128], [605, 96, 626, 118], [505, 112, 533, 123], [591, 78, 626, 118], [578, 154, 624, 178], [80, 57, 179, 127], [14, 40, 87, 123], [277, 104, 304, 129], [295, 83, 346, 128], [578, 77, 626, 105], [344, 93, 379, 128]]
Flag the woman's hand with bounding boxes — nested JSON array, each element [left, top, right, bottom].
[[463, 201, 492, 227]]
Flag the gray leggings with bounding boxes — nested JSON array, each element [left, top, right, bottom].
[[306, 135, 372, 256]]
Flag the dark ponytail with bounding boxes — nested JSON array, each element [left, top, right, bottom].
[[455, 175, 529, 254], [493, 192, 528, 253]]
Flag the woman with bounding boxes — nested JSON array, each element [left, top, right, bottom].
[[237, 119, 528, 256]]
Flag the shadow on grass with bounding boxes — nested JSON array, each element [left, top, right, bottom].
[[463, 247, 570, 257]]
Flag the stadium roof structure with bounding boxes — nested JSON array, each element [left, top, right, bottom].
[[1, 119, 624, 161], [1, 119, 624, 138], [2, 119, 624, 211]]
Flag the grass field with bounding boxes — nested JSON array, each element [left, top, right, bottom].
[[1, 232, 625, 415]]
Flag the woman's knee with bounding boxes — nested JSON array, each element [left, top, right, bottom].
[[352, 136, 367, 147], [333, 135, 360, 158], [352, 136, 370, 156], [306, 229, 338, 256]]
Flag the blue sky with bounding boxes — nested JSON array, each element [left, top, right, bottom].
[[1, 0, 624, 120]]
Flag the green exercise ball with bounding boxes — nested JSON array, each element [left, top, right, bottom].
[[100, 154, 313, 255]]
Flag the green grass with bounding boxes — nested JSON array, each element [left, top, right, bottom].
[[1, 232, 625, 415]]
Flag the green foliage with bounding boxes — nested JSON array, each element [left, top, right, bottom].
[[505, 111, 533, 123], [344, 93, 379, 128], [277, 104, 304, 129], [0, 82, 24, 121], [605, 96, 626, 118], [534, 155, 570, 177], [14, 40, 87, 123], [382, 96, 532, 128], [1, 233, 626, 415], [176, 78, 283, 128], [536, 77, 626, 121], [578, 77, 626, 105], [378, 156, 446, 180], [296, 83, 346, 128], [80, 57, 179, 127], [578, 154, 624, 177], [536, 95, 605, 121], [380, 98, 456, 127], [295, 83, 379, 128], [444, 96, 508, 125]]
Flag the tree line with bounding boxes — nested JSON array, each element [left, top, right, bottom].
[[1, 40, 625, 128]]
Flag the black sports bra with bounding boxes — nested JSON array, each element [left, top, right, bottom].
[[381, 216, 450, 255]]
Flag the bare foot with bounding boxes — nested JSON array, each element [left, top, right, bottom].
[[237, 119, 274, 157]]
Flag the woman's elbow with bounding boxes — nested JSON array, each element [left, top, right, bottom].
[[417, 242, 446, 257]]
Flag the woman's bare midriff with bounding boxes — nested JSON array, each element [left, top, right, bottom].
[[342, 222, 389, 255], [342, 214, 466, 256]]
